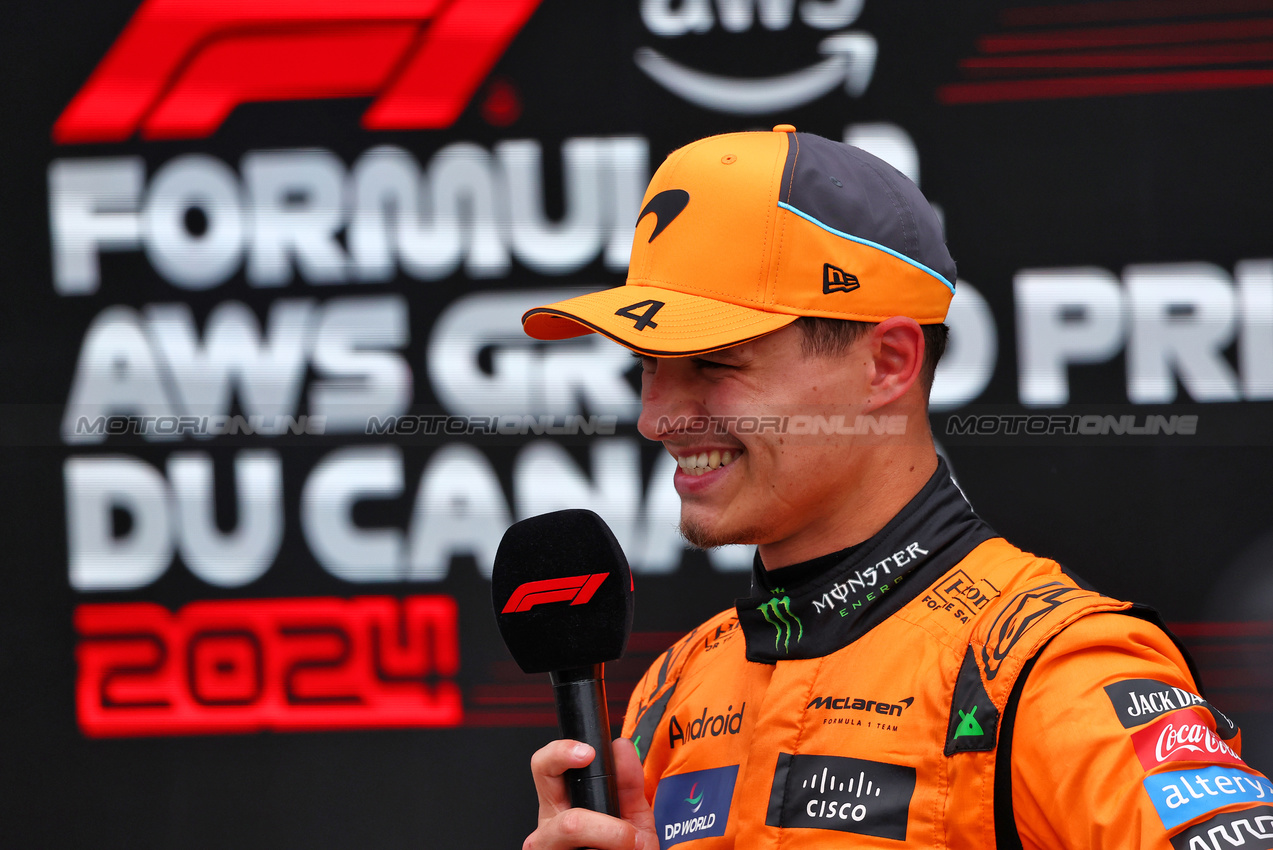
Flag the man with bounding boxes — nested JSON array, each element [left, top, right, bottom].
[[518, 127, 1269, 848]]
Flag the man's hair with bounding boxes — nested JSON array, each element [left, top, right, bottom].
[[795, 317, 949, 391]]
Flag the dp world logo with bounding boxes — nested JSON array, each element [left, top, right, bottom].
[[759, 594, 802, 653], [653, 764, 738, 848]]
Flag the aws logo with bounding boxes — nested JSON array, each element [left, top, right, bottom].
[[636, 0, 877, 115], [54, 0, 541, 143]]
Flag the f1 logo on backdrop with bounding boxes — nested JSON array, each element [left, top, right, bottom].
[[54, 0, 542, 143]]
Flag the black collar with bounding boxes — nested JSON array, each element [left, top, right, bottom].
[[736, 459, 997, 662]]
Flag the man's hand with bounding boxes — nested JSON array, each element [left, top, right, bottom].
[[524, 737, 657, 850]]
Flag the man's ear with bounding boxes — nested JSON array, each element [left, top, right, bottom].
[[865, 317, 925, 411]]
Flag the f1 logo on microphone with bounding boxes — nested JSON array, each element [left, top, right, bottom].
[[501, 573, 609, 614], [54, 0, 542, 143]]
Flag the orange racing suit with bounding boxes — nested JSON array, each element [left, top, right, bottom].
[[622, 463, 1271, 849]]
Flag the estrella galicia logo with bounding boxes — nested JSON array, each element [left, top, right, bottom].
[[758, 594, 802, 653], [653, 765, 738, 848], [638, 189, 690, 242], [766, 753, 915, 840], [822, 263, 859, 294]]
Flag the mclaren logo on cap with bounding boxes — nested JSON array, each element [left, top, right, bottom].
[[823, 263, 860, 294], [638, 189, 690, 242]]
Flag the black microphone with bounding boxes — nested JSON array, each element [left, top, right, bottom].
[[492, 509, 634, 816]]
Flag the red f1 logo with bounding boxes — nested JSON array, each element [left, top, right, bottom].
[[54, 0, 542, 144], [501, 573, 609, 614]]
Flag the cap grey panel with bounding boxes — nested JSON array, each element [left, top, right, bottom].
[[779, 133, 956, 286]]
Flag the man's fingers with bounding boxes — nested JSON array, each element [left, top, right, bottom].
[[530, 739, 596, 818], [523, 738, 655, 850], [612, 737, 656, 835], [523, 807, 644, 850]]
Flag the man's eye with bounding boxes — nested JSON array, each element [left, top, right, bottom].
[[693, 358, 735, 370]]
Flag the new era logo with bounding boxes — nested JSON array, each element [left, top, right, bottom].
[[823, 264, 860, 294]]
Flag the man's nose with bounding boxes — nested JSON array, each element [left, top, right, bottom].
[[637, 360, 703, 442]]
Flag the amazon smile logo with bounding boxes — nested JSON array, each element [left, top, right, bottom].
[[636, 0, 878, 114]]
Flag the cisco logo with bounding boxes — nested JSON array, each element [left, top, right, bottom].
[[766, 753, 915, 840]]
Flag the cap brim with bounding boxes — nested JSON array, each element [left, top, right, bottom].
[[522, 285, 799, 356]]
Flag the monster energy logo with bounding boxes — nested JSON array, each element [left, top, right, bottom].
[[758, 595, 803, 652]]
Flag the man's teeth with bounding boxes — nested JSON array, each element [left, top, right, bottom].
[[677, 449, 741, 476]]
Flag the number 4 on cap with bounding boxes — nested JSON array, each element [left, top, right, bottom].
[[615, 300, 665, 331]]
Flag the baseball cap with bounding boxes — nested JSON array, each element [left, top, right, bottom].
[[521, 125, 956, 356]]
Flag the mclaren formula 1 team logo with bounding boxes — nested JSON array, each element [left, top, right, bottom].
[[54, 0, 542, 143]]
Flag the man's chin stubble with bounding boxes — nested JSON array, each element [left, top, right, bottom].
[[679, 517, 764, 550]]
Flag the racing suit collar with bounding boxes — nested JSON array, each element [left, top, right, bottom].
[[736, 457, 997, 663]]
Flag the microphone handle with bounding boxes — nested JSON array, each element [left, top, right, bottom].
[[550, 664, 620, 816]]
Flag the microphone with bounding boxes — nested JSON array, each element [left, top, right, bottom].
[[492, 509, 634, 816]]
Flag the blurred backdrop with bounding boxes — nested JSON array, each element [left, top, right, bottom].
[[1, 0, 1272, 846]]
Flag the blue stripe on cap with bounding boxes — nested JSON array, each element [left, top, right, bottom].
[[777, 201, 956, 294]]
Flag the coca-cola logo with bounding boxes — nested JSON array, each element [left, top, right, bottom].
[[1130, 710, 1245, 771]]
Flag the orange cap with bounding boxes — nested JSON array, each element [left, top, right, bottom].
[[523, 127, 955, 356]]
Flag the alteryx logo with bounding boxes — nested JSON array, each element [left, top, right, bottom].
[[653, 765, 738, 849], [54, 0, 542, 143], [1144, 766, 1273, 831]]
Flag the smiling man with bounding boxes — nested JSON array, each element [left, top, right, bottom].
[[518, 127, 1267, 849]]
